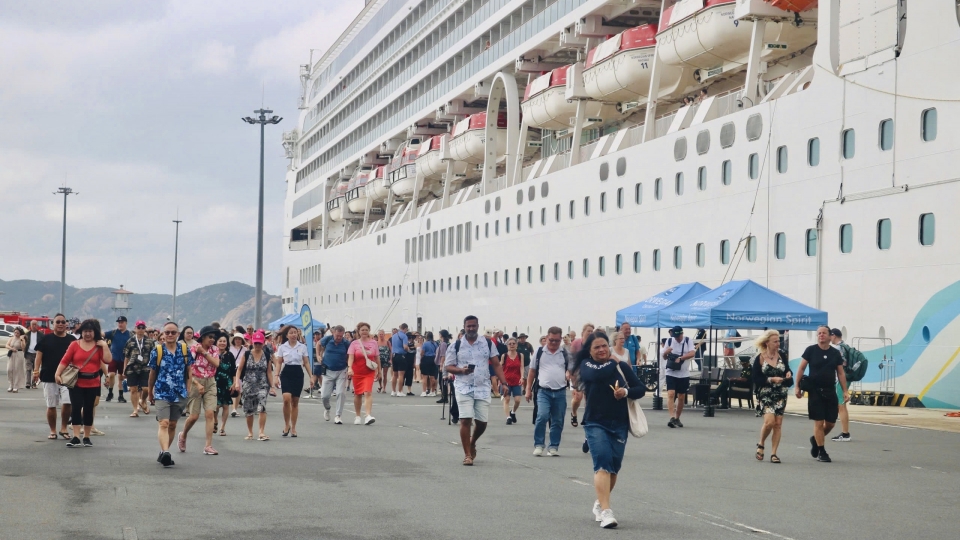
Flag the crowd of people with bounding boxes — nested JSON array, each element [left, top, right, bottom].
[[5, 311, 858, 530]]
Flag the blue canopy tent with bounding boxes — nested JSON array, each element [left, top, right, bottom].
[[655, 280, 827, 416], [615, 282, 712, 327], [267, 313, 301, 332], [657, 279, 827, 331]]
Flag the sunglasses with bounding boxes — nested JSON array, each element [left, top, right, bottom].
[[54, 320, 67, 324], [136, 325, 147, 329], [163, 330, 179, 335]]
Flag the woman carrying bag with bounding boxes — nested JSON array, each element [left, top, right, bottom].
[[55, 319, 111, 448], [577, 332, 647, 529], [347, 322, 380, 425], [6, 328, 27, 392]]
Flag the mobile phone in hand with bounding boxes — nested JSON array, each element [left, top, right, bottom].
[[467, 364, 476, 373]]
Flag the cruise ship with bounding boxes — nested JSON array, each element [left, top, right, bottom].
[[280, 0, 960, 408]]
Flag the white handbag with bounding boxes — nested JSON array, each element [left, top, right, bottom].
[[359, 340, 378, 371], [616, 363, 649, 438]]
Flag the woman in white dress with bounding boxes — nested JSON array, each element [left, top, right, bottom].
[[609, 332, 629, 364], [6, 328, 26, 392]]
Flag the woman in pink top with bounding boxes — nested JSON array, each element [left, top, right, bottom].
[[347, 322, 380, 425], [569, 323, 595, 428]]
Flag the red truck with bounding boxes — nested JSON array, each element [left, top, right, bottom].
[[0, 312, 52, 334]]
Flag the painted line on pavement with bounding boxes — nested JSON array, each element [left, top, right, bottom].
[[700, 511, 798, 540]]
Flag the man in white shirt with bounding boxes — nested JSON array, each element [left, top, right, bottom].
[[24, 321, 42, 389], [444, 315, 509, 466], [662, 326, 696, 428], [525, 326, 572, 456]]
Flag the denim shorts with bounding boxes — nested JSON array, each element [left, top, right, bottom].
[[584, 423, 629, 475], [505, 385, 523, 397]]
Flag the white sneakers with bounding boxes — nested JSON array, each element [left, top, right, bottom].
[[334, 416, 342, 424], [599, 509, 618, 529], [354, 416, 362, 425], [533, 446, 544, 456], [323, 409, 330, 421], [364, 415, 376, 425], [390, 391, 396, 396], [420, 391, 428, 397], [547, 447, 560, 457], [592, 500, 603, 522]]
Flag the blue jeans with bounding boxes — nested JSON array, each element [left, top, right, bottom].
[[534, 387, 567, 449]]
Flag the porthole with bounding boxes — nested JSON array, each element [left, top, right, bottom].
[[807, 137, 820, 167], [632, 251, 641, 273], [635, 183, 643, 204], [697, 167, 707, 191], [654, 178, 662, 200], [774, 233, 786, 259], [720, 239, 730, 265], [879, 119, 894, 151], [840, 224, 853, 253], [377, 236, 381, 245], [616, 157, 626, 176], [748, 153, 759, 180], [877, 218, 892, 250], [777, 146, 788, 173], [673, 246, 682, 269], [599, 162, 609, 181], [553, 263, 559, 281], [495, 197, 501, 211], [585, 196, 591, 216], [598, 256, 605, 276], [675, 172, 684, 195], [485, 200, 491, 214], [541, 181, 549, 198], [696, 130, 710, 155], [674, 137, 687, 161], [539, 264, 545, 282], [922, 108, 938, 142], [568, 261, 574, 279], [720, 122, 735, 148], [528, 185, 536, 202], [919, 213, 935, 245], [805, 229, 818, 256], [842, 129, 856, 159], [747, 236, 757, 262], [746, 114, 763, 141], [516, 190, 523, 205], [696, 243, 705, 267], [616, 188, 623, 209], [721, 160, 732, 185], [653, 249, 661, 271], [583, 258, 590, 278], [600, 193, 606, 212], [615, 254, 623, 275], [426, 218, 431, 230]]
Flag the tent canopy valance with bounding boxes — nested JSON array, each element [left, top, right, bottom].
[[615, 282, 712, 327]]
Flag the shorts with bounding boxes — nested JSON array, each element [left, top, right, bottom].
[[836, 382, 846, 404], [666, 375, 690, 394], [505, 385, 523, 397], [126, 371, 150, 388], [584, 424, 629, 474], [185, 377, 218, 415], [392, 353, 408, 372], [312, 363, 325, 378], [807, 386, 840, 423], [43, 382, 71, 408], [455, 391, 490, 422], [420, 360, 438, 377], [156, 399, 184, 421], [108, 360, 124, 374]]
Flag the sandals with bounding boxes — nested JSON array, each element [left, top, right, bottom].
[[219, 429, 226, 436], [570, 414, 579, 428], [47, 433, 58, 440], [129, 413, 139, 418], [462, 456, 474, 466], [258, 435, 270, 441], [756, 444, 765, 461], [59, 431, 70, 440], [282, 429, 290, 437], [770, 455, 781, 464], [244, 435, 254, 440]]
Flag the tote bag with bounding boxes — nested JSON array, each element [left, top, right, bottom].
[[615, 363, 649, 438]]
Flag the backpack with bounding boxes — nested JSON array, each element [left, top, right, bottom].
[[453, 336, 496, 356], [841, 343, 869, 382]]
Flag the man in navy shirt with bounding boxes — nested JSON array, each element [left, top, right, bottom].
[[104, 316, 132, 403], [390, 324, 412, 396], [319, 326, 349, 424]]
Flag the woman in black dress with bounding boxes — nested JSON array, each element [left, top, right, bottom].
[[752, 330, 793, 463], [214, 334, 237, 436]]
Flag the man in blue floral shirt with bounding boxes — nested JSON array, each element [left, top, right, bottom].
[[148, 321, 195, 467]]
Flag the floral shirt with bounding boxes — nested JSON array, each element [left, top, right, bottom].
[[444, 336, 497, 400], [189, 344, 219, 379], [149, 342, 195, 402]]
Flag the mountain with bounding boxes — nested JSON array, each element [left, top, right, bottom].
[[0, 279, 281, 329]]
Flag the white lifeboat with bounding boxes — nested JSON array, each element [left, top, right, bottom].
[[520, 65, 617, 130], [326, 181, 349, 222], [345, 169, 372, 214], [365, 165, 389, 202], [387, 141, 421, 198], [583, 24, 684, 103], [448, 112, 504, 164], [656, 0, 817, 75], [416, 135, 471, 185]]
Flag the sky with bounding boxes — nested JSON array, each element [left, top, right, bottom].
[[0, 0, 362, 296]]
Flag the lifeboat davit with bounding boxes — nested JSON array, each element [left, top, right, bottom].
[[387, 141, 421, 198], [447, 112, 541, 164], [326, 180, 349, 222], [345, 169, 372, 214], [656, 0, 817, 73], [365, 165, 389, 202], [520, 65, 617, 130], [583, 24, 684, 103], [415, 135, 471, 185]]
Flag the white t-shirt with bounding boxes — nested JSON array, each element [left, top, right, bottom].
[[664, 336, 693, 378], [277, 341, 308, 366], [610, 348, 628, 363], [28, 332, 38, 354]]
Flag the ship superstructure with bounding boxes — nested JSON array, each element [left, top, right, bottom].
[[281, 0, 960, 407]]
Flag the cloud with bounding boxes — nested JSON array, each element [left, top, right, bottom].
[[192, 40, 236, 75], [246, 2, 363, 82]]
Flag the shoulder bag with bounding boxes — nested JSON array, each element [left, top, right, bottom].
[[61, 345, 100, 389], [359, 340, 378, 371], [614, 363, 648, 438]]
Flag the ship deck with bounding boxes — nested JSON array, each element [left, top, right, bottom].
[[1, 384, 958, 539]]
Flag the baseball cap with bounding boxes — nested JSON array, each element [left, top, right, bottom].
[[251, 331, 266, 344], [830, 328, 842, 338], [669, 326, 684, 337], [116, 315, 128, 323], [135, 320, 146, 329]]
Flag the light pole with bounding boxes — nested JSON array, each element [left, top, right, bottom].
[[242, 109, 282, 330], [172, 218, 182, 323], [54, 186, 77, 315]]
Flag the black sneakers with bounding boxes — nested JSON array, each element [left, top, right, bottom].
[[66, 437, 82, 448], [82, 438, 93, 447], [105, 389, 114, 402], [159, 451, 174, 467], [668, 417, 676, 428], [117, 394, 127, 403], [809, 436, 819, 458], [831, 433, 851, 442], [817, 449, 832, 462], [674, 418, 684, 428]]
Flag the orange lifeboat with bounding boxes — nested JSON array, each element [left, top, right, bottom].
[[415, 135, 471, 186], [520, 65, 617, 130], [656, 0, 817, 75], [387, 141, 421, 198], [582, 24, 684, 103], [447, 112, 540, 164]]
